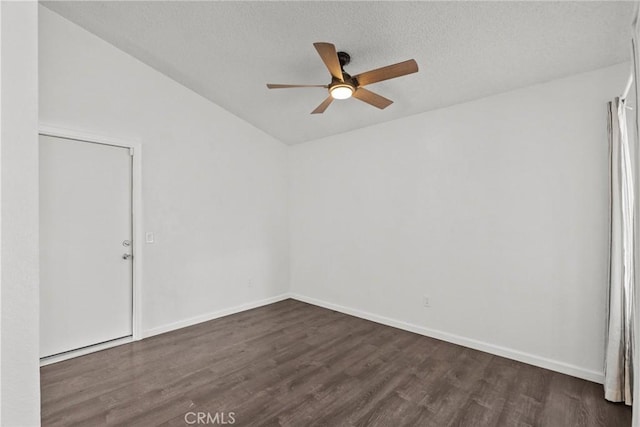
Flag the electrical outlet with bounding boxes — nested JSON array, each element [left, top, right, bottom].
[[423, 296, 430, 308]]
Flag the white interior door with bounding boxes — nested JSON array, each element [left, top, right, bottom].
[[39, 134, 133, 358]]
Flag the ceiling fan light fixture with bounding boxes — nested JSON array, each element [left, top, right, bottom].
[[266, 42, 418, 113], [330, 84, 354, 100]]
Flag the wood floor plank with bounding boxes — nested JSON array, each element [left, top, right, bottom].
[[41, 299, 632, 426]]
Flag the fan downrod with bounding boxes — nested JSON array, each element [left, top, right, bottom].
[[337, 51, 351, 68]]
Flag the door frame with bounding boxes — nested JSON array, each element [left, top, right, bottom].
[[38, 124, 143, 363]]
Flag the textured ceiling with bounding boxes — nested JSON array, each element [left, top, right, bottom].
[[42, 1, 633, 145]]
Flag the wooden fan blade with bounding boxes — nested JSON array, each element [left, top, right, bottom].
[[313, 42, 343, 82], [354, 59, 418, 87], [353, 88, 393, 109], [311, 96, 333, 114], [267, 84, 328, 89]]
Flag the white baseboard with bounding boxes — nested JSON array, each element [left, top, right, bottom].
[[40, 336, 133, 366], [289, 293, 604, 384], [142, 293, 291, 339], [138, 291, 604, 384]]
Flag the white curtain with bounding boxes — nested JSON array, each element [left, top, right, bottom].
[[632, 4, 640, 421], [605, 96, 635, 405]]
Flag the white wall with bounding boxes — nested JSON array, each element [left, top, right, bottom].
[[290, 63, 629, 382], [39, 6, 289, 335], [1, 1, 40, 425]]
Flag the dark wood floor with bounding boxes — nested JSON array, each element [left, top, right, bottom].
[[41, 299, 631, 426]]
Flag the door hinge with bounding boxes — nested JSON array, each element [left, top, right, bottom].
[[129, 147, 134, 156]]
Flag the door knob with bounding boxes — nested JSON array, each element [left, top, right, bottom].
[[122, 253, 133, 260]]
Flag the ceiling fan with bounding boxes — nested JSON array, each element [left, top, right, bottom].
[[266, 42, 419, 114]]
